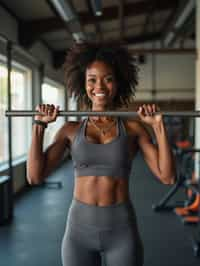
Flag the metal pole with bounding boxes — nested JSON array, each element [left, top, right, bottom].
[[6, 40, 14, 221], [39, 63, 44, 104], [152, 47, 157, 101], [5, 110, 200, 117], [151, 15, 157, 102], [128, 48, 196, 55]]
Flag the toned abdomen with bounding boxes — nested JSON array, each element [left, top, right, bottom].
[[73, 176, 130, 206]]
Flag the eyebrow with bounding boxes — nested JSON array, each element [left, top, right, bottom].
[[87, 73, 113, 77]]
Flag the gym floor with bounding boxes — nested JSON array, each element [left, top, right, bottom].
[[0, 153, 199, 266]]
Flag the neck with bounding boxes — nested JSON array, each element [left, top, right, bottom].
[[91, 104, 115, 122]]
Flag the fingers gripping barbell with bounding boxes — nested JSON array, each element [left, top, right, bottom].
[[5, 110, 200, 117]]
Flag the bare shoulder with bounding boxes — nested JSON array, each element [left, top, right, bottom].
[[123, 119, 149, 137], [64, 120, 81, 130], [61, 120, 82, 143]]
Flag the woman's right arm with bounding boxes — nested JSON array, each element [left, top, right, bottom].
[[26, 104, 70, 185]]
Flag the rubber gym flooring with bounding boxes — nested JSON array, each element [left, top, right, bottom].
[[0, 152, 199, 266]]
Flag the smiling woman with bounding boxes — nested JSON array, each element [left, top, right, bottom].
[[85, 61, 117, 112], [64, 42, 139, 110], [27, 41, 176, 266]]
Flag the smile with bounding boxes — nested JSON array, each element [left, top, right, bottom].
[[93, 93, 106, 97]]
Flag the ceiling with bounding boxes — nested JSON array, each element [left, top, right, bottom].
[[0, 0, 195, 68]]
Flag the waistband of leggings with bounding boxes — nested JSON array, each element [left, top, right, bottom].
[[67, 197, 137, 229]]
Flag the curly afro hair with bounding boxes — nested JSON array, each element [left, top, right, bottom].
[[64, 42, 139, 109]]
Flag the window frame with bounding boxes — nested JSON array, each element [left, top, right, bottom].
[[0, 56, 32, 171]]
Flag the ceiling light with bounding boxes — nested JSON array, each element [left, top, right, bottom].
[[90, 0, 102, 16], [72, 32, 86, 43]]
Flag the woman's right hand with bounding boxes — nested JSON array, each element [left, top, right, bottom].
[[34, 104, 60, 124]]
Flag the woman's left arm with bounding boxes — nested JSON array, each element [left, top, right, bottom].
[[136, 104, 177, 185]]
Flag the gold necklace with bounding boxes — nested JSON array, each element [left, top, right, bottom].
[[89, 117, 117, 136]]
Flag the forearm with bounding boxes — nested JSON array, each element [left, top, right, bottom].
[[152, 120, 176, 184], [26, 124, 46, 184]]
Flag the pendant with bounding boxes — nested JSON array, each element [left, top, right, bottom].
[[102, 130, 106, 135]]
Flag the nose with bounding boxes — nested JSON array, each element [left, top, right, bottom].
[[95, 78, 104, 89]]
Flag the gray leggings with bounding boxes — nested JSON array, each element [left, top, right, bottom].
[[61, 198, 144, 266]]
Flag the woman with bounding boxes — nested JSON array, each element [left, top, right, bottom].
[[27, 42, 176, 266]]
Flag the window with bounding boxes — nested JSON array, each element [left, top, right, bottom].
[[42, 79, 66, 149], [0, 64, 8, 165], [68, 92, 78, 121], [0, 59, 32, 168]]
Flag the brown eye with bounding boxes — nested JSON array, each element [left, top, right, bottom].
[[105, 76, 113, 83], [88, 78, 96, 83]]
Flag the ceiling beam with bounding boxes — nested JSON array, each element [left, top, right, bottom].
[[128, 48, 196, 55], [142, 0, 156, 35], [18, 18, 66, 48], [47, 0, 86, 43], [118, 0, 125, 41], [161, 0, 195, 47], [79, 0, 178, 24], [174, 10, 195, 46], [53, 32, 162, 68], [160, 6, 179, 46], [125, 31, 161, 44], [85, 0, 103, 41], [19, 0, 178, 48], [0, 1, 20, 21]]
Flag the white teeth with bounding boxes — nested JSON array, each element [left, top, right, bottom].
[[95, 93, 106, 96]]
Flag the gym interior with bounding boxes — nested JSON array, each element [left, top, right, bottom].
[[0, 0, 200, 265]]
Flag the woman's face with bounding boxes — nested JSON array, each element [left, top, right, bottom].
[[85, 60, 117, 109]]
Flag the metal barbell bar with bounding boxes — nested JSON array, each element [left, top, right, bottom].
[[5, 110, 200, 117]]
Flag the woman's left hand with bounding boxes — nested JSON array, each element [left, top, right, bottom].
[[137, 104, 163, 126]]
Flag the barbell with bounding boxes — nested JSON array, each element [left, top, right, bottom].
[[5, 110, 200, 117]]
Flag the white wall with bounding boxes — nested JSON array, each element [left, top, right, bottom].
[[30, 42, 65, 85], [136, 53, 195, 101], [0, 6, 18, 42]]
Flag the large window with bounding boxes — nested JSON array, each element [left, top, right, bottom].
[[0, 60, 32, 168], [68, 92, 78, 121], [42, 79, 66, 148], [0, 64, 8, 165]]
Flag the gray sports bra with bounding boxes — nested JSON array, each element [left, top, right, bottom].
[[71, 117, 133, 179]]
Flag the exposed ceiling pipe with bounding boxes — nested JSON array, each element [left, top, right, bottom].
[[48, 0, 86, 42], [49, 0, 76, 22], [90, 0, 102, 16], [164, 0, 195, 47]]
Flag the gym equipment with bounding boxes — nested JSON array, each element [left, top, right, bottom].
[[152, 144, 194, 211], [175, 190, 200, 220], [5, 110, 200, 117], [153, 147, 200, 257], [0, 176, 13, 225], [152, 145, 200, 212]]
